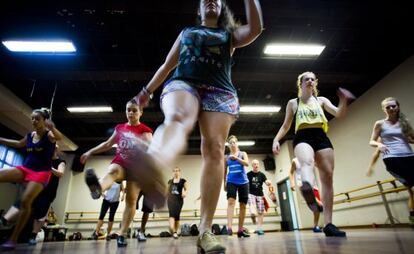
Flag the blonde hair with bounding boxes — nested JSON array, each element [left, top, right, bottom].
[[381, 97, 414, 138], [296, 71, 319, 97], [227, 135, 237, 142]]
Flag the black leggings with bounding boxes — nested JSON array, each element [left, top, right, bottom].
[[99, 199, 120, 221]]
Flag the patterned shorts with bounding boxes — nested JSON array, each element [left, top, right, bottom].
[[160, 80, 240, 116], [248, 194, 265, 214]]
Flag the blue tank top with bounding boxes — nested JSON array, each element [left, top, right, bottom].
[[23, 131, 55, 172], [169, 26, 235, 93], [226, 151, 249, 185]]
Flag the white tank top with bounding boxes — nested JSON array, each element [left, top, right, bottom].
[[380, 120, 414, 159]]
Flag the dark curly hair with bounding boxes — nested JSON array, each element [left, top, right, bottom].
[[196, 0, 240, 32]]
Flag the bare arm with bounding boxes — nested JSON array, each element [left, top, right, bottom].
[[51, 161, 66, 178], [80, 131, 117, 164], [238, 151, 249, 166], [369, 121, 384, 147], [288, 160, 297, 191], [182, 181, 189, 198], [144, 34, 181, 94], [272, 100, 295, 155], [366, 148, 381, 176], [232, 0, 263, 49], [45, 120, 63, 142], [319, 96, 347, 118], [320, 88, 354, 118], [0, 136, 26, 149], [265, 179, 274, 192]]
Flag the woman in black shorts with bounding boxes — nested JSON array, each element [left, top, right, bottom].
[[272, 71, 354, 237]]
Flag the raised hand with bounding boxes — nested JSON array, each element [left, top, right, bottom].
[[272, 140, 280, 155], [337, 87, 356, 100]]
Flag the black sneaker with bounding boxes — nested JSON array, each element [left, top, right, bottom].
[[85, 168, 102, 199], [323, 223, 346, 237], [91, 231, 98, 240], [237, 230, 250, 238], [0, 217, 13, 230], [117, 235, 127, 247], [300, 181, 323, 213]]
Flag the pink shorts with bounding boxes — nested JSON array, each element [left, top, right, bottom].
[[16, 166, 51, 186]]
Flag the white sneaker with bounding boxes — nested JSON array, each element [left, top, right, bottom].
[[137, 231, 147, 242]]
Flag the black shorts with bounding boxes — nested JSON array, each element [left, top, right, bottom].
[[383, 156, 414, 187], [136, 191, 154, 213], [99, 199, 120, 221], [226, 182, 249, 204], [293, 128, 333, 152]]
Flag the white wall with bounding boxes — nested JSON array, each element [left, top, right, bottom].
[[0, 184, 18, 212]]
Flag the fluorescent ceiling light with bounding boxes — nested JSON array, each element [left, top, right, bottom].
[[264, 43, 325, 56], [2, 40, 76, 52], [240, 105, 281, 113], [67, 106, 113, 113], [225, 141, 255, 147]]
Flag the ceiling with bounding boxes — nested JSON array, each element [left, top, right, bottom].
[[0, 0, 412, 155]]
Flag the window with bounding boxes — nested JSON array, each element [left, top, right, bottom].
[[0, 145, 23, 169]]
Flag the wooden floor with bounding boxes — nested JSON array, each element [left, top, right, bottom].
[[3, 228, 414, 253]]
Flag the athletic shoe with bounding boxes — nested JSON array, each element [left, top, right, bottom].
[[312, 226, 323, 233], [237, 229, 250, 238], [1, 240, 16, 250], [117, 235, 127, 247], [323, 223, 346, 237], [91, 231, 98, 240], [173, 232, 179, 239], [227, 228, 233, 236], [85, 168, 102, 200], [0, 218, 13, 230], [28, 238, 37, 245], [300, 182, 323, 213], [137, 231, 147, 242], [256, 229, 265, 235], [197, 231, 226, 254]]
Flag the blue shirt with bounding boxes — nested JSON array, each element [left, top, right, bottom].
[[226, 151, 249, 185]]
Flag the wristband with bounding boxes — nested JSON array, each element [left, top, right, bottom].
[[142, 86, 153, 99]]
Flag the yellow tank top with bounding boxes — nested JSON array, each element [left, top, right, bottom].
[[295, 97, 328, 133]]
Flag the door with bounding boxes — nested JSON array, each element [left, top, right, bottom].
[[277, 178, 298, 231]]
